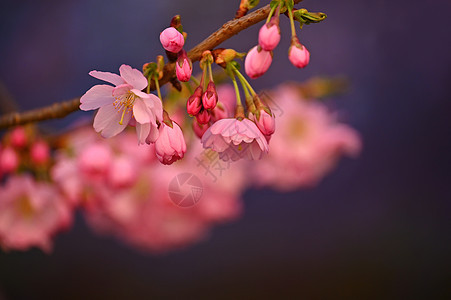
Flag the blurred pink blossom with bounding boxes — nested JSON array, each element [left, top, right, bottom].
[[0, 176, 72, 252]]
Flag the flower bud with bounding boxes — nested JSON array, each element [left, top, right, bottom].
[[249, 108, 275, 136], [192, 120, 210, 139], [155, 122, 187, 165], [196, 109, 211, 125], [160, 27, 185, 53], [176, 50, 192, 82], [30, 140, 50, 165], [288, 37, 310, 68], [202, 81, 218, 110], [244, 46, 273, 79], [0, 147, 19, 173], [258, 20, 280, 51], [10, 127, 27, 148], [186, 86, 203, 116]]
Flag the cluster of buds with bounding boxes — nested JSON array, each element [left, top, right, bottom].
[[186, 51, 221, 137], [159, 15, 193, 82], [0, 126, 51, 179], [245, 1, 326, 78]]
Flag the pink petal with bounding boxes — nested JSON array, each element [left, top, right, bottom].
[[93, 104, 131, 138], [80, 85, 114, 111], [146, 124, 159, 143], [112, 84, 133, 98], [89, 70, 125, 86], [119, 64, 148, 91], [136, 123, 151, 145], [133, 99, 151, 124]]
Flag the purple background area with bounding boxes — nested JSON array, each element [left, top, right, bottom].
[[0, 0, 450, 298]]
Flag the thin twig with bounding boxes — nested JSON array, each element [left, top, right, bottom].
[[0, 0, 303, 130]]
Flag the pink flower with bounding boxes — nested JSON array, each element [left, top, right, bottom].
[[0, 176, 72, 252], [176, 50, 192, 82], [186, 86, 202, 116], [288, 38, 310, 68], [245, 46, 273, 79], [201, 118, 269, 161], [0, 147, 19, 174], [160, 27, 185, 53], [258, 21, 281, 51], [155, 122, 187, 165], [249, 108, 276, 136], [252, 85, 361, 190], [10, 127, 27, 148], [30, 140, 50, 165], [202, 81, 218, 110], [80, 65, 163, 142], [108, 155, 137, 188]]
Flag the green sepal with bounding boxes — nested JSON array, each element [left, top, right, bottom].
[[293, 9, 327, 27]]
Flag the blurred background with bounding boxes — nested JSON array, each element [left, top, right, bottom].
[[0, 0, 450, 298]]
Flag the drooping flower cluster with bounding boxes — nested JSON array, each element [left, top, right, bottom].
[[245, 1, 318, 78]]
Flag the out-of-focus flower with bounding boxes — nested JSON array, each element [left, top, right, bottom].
[[0, 147, 19, 174], [252, 85, 361, 190], [258, 19, 281, 51], [245, 46, 273, 79], [201, 118, 269, 161], [80, 65, 163, 142], [0, 176, 72, 252], [176, 50, 192, 82], [155, 121, 187, 165], [30, 140, 50, 165], [288, 37, 310, 69], [78, 142, 112, 177], [160, 27, 185, 53]]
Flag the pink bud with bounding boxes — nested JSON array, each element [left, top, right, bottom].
[[176, 50, 192, 82], [288, 38, 310, 68], [0, 147, 19, 173], [160, 27, 185, 53], [202, 81, 218, 110], [192, 120, 210, 139], [30, 140, 50, 165], [244, 46, 273, 79], [249, 109, 275, 136], [258, 22, 280, 51], [196, 109, 211, 125], [155, 122, 187, 165], [186, 86, 203, 116], [10, 127, 27, 148]]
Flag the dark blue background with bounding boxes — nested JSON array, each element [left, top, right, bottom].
[[0, 0, 450, 298]]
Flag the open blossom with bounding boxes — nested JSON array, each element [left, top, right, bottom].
[[155, 122, 187, 165], [245, 46, 273, 79], [0, 176, 72, 252], [160, 27, 185, 53], [201, 118, 269, 161], [80, 64, 163, 143]]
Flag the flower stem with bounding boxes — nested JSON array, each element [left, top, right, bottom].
[[233, 67, 257, 97], [231, 75, 242, 107], [147, 77, 151, 94], [190, 75, 200, 86], [154, 75, 162, 100], [286, 0, 297, 38], [236, 70, 256, 112], [208, 62, 214, 82], [266, 2, 278, 24]]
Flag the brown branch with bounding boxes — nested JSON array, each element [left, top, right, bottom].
[[0, 0, 303, 130]]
